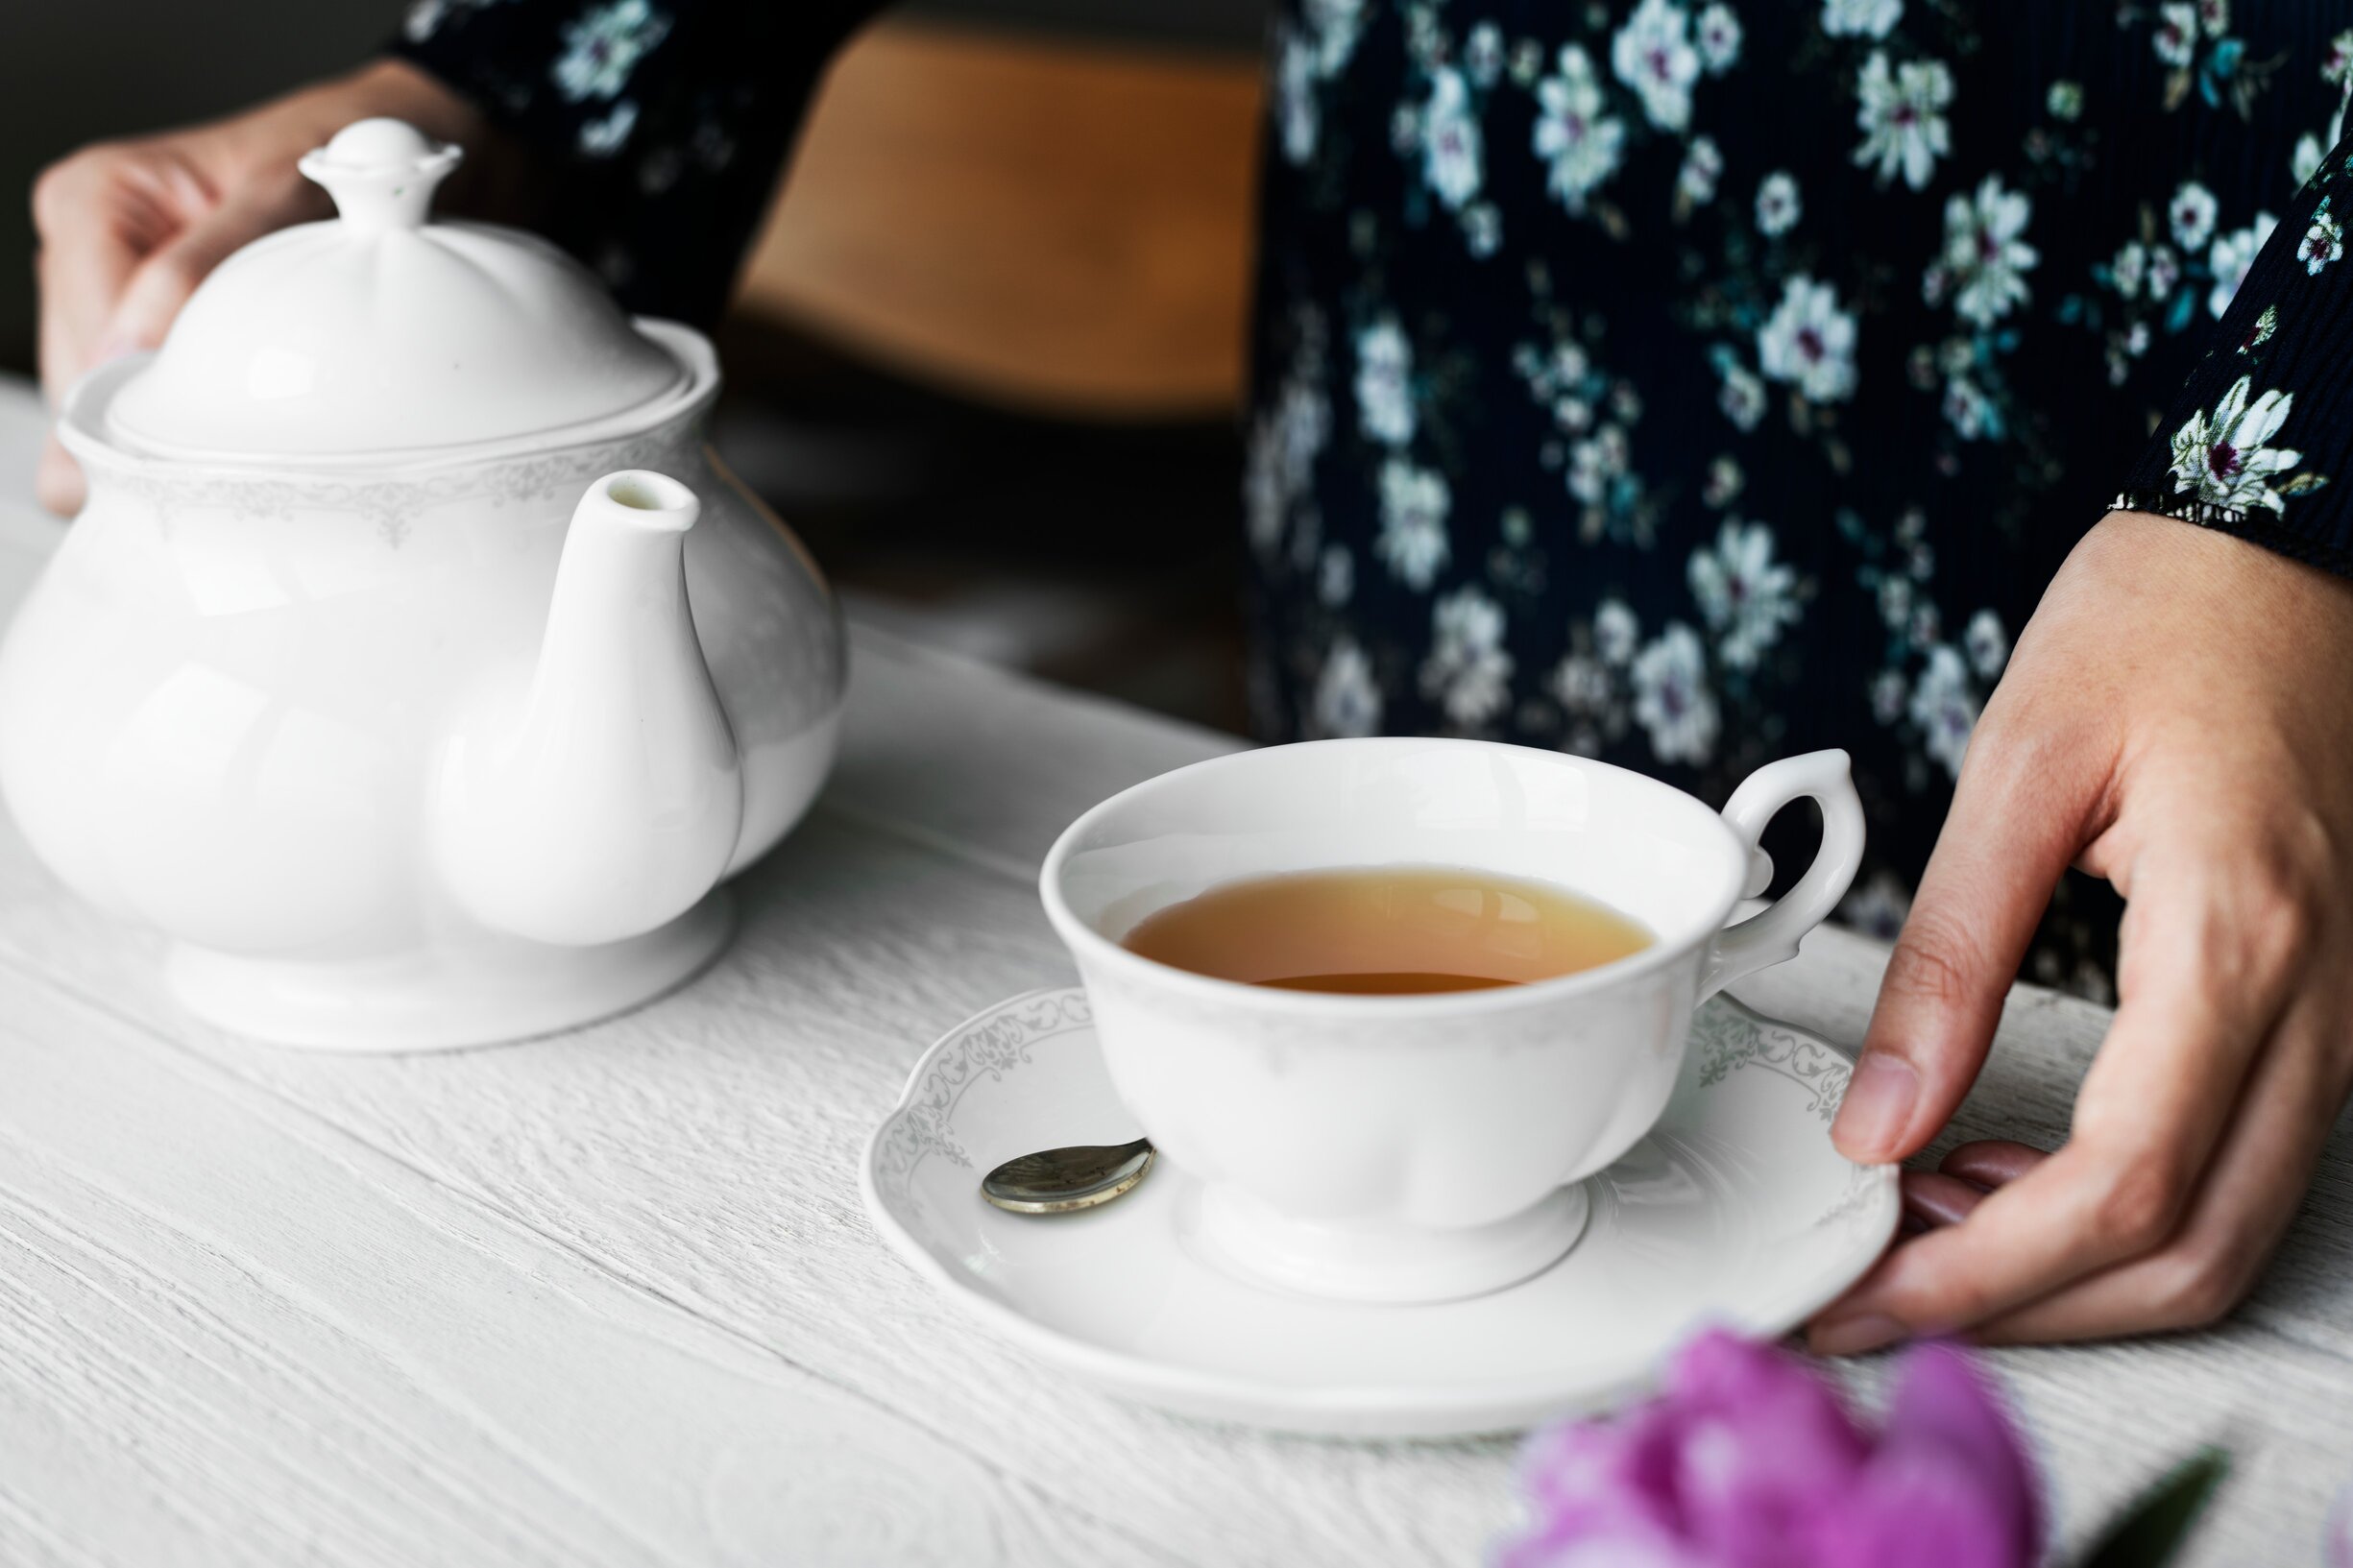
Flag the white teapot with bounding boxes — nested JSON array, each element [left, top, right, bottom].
[[0, 120, 845, 1050]]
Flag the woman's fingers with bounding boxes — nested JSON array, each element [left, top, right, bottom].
[[1900, 1143, 2050, 1230], [33, 154, 146, 403], [1810, 852, 2300, 1353], [102, 181, 304, 362], [1938, 1140, 2049, 1189], [32, 146, 221, 516], [1831, 711, 2098, 1164], [1901, 1170, 1989, 1228], [1970, 989, 2347, 1343]]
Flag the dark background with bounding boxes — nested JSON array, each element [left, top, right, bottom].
[[0, 0, 1268, 375]]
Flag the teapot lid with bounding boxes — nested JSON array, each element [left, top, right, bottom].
[[102, 119, 691, 464]]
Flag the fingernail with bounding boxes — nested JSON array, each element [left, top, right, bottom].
[[1832, 1053, 1917, 1160], [1810, 1312, 1906, 1357]]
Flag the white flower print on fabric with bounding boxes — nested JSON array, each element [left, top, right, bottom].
[[1853, 51, 1953, 192], [404, 0, 498, 42], [1463, 204, 1503, 258], [2168, 374, 2303, 516], [1534, 45, 1628, 214], [1318, 545, 1354, 607], [1549, 652, 1612, 715], [1421, 588, 1516, 728], [2152, 3, 2198, 68], [1934, 175, 2038, 328], [1568, 424, 1633, 506], [1695, 4, 1742, 74], [1678, 137, 1725, 208], [1375, 457, 1453, 589], [1244, 368, 1330, 556], [2169, 182, 2219, 253], [2198, 0, 2229, 36], [1869, 667, 1907, 724], [2110, 239, 2148, 299], [1758, 276, 1859, 403], [1822, 0, 1903, 40], [2327, 28, 2353, 84], [2293, 133, 2327, 189], [1354, 318, 1416, 446], [2240, 304, 2278, 355], [1687, 519, 1802, 669], [1717, 357, 1768, 429], [1908, 644, 1979, 779], [1594, 599, 1640, 665], [1312, 637, 1382, 737], [1941, 374, 1995, 440], [1755, 172, 1802, 236], [1421, 67, 1485, 211], [553, 0, 671, 103], [1963, 609, 2008, 679], [578, 100, 639, 156], [1274, 29, 1321, 165], [1466, 22, 1505, 87], [1703, 453, 1746, 508], [1612, 0, 1702, 133], [1876, 571, 1913, 630], [2302, 197, 2344, 276], [1303, 0, 1365, 76], [2046, 80, 2084, 121], [2207, 212, 2278, 317], [1631, 623, 1719, 765]]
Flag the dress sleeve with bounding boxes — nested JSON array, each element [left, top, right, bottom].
[[2112, 132, 2353, 575], [388, 0, 885, 327]]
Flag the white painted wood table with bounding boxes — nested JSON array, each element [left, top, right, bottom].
[[1, 376, 2349, 1566]]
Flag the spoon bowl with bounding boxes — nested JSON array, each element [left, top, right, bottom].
[[982, 1137, 1154, 1214]]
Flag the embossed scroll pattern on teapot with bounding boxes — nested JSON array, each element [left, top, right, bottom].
[[0, 119, 846, 1049]]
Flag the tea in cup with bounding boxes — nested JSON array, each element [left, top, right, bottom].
[[1038, 740, 1864, 1303]]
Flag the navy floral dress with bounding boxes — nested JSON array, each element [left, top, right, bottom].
[[396, 0, 2353, 996]]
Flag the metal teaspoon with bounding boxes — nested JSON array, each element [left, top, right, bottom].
[[981, 1137, 1155, 1214]]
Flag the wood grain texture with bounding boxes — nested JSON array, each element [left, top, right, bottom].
[[1, 463, 2350, 1561], [734, 21, 1261, 415]]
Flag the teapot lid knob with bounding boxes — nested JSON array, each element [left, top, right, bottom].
[[298, 118, 462, 238]]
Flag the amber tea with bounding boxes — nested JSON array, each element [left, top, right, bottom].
[[1119, 865, 1652, 996]]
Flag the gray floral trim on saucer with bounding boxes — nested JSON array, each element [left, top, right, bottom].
[[1691, 999, 1854, 1123], [871, 989, 1096, 1187], [1811, 1163, 1887, 1239]]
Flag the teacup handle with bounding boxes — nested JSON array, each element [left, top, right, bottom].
[[1699, 750, 1866, 1001]]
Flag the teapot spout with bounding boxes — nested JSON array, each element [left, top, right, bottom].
[[432, 470, 743, 947]]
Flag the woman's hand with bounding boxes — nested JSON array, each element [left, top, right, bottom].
[[1809, 508, 2353, 1351], [32, 59, 485, 515]]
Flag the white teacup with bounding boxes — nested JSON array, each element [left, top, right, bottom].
[[1039, 740, 1865, 1304]]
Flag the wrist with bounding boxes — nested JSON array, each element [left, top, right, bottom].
[[2096, 508, 2353, 630]]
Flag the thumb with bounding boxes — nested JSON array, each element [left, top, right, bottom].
[[101, 182, 308, 356], [1833, 726, 2094, 1163]]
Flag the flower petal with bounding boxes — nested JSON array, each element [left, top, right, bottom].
[[1877, 1342, 2041, 1561]]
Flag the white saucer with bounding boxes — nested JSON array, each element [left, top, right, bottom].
[[861, 987, 1898, 1438]]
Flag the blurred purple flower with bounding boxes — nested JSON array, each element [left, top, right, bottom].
[[1499, 1330, 2040, 1568]]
